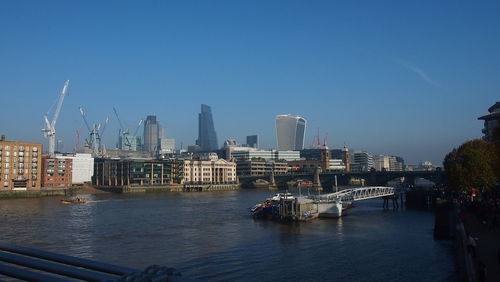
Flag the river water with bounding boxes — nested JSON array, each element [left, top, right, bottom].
[[0, 190, 456, 281]]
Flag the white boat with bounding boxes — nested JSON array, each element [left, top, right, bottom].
[[316, 200, 343, 218], [270, 193, 294, 201]]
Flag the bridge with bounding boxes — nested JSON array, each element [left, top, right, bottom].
[[310, 186, 399, 203], [240, 169, 446, 190]]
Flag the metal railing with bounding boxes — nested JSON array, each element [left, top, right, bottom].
[[309, 186, 398, 202], [0, 242, 194, 281]]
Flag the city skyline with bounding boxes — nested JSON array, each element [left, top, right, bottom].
[[1, 1, 499, 165]]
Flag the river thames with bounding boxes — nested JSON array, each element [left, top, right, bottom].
[[0, 190, 456, 281]]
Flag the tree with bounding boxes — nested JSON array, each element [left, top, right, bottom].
[[443, 139, 497, 193]]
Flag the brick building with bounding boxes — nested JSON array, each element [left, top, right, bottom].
[[0, 140, 42, 190], [42, 155, 73, 188]]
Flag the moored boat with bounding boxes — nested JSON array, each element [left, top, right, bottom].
[[60, 199, 86, 204]]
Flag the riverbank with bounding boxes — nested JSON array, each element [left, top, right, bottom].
[[0, 183, 240, 198]]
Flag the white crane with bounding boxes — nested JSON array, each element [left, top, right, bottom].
[[78, 106, 109, 157], [42, 80, 70, 157]]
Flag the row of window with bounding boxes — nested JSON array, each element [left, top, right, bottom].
[[0, 145, 38, 151], [3, 174, 37, 180]]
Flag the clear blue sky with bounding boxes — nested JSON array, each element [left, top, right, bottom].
[[1, 0, 499, 165]]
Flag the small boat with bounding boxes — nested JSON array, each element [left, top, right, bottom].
[[60, 199, 86, 204]]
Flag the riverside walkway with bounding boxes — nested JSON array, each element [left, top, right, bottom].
[[462, 210, 500, 282]]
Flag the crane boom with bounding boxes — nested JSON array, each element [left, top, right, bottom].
[[42, 80, 70, 157], [78, 107, 92, 132], [133, 119, 143, 136], [113, 107, 125, 132], [51, 80, 70, 129]]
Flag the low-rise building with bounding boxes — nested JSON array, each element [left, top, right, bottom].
[[64, 153, 94, 183], [236, 159, 288, 176], [42, 155, 73, 188], [93, 158, 180, 186], [0, 140, 42, 190], [182, 153, 237, 184]]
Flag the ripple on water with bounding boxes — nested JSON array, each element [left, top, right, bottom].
[[0, 192, 456, 281]]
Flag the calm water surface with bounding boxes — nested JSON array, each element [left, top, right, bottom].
[[0, 190, 456, 281]]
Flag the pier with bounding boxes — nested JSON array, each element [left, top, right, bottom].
[[259, 186, 403, 221]]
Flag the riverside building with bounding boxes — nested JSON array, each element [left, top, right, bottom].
[[182, 153, 236, 184], [0, 140, 42, 190], [478, 102, 500, 141], [42, 155, 72, 188]]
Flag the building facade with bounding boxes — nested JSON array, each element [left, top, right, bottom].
[[0, 140, 42, 190], [63, 153, 94, 183], [246, 135, 259, 148], [350, 150, 374, 172], [159, 138, 175, 154], [236, 159, 288, 176], [143, 115, 160, 153], [289, 148, 331, 171], [118, 135, 142, 151], [478, 102, 500, 141], [93, 159, 181, 187], [230, 149, 300, 162], [42, 155, 73, 188], [275, 114, 307, 151], [373, 155, 390, 171], [196, 104, 218, 151], [182, 154, 236, 184]]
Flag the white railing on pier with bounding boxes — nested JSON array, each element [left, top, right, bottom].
[[310, 186, 398, 202]]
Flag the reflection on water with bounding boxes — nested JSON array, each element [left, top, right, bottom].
[[0, 191, 456, 281]]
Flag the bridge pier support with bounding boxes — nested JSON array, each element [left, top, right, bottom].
[[269, 171, 277, 190], [313, 168, 323, 192], [383, 195, 399, 210]]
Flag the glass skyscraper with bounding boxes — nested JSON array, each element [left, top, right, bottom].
[[275, 114, 307, 150], [143, 115, 159, 153], [196, 104, 218, 151]]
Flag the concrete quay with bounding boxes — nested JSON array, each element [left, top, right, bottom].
[[95, 183, 240, 193]]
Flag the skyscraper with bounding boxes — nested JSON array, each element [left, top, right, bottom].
[[275, 114, 306, 150], [246, 135, 259, 148], [143, 115, 159, 153], [196, 104, 218, 151]]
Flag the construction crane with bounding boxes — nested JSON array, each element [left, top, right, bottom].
[[113, 107, 132, 150], [78, 107, 109, 156], [42, 80, 70, 157], [133, 119, 143, 136]]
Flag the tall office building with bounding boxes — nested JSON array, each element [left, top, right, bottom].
[[143, 115, 160, 153], [246, 135, 259, 148], [275, 114, 307, 150], [196, 104, 218, 151]]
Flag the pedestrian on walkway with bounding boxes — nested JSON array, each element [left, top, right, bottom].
[[467, 235, 477, 257]]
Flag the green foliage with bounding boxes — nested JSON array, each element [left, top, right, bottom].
[[443, 139, 498, 193]]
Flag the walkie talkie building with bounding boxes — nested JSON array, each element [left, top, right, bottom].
[[275, 114, 306, 151]]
